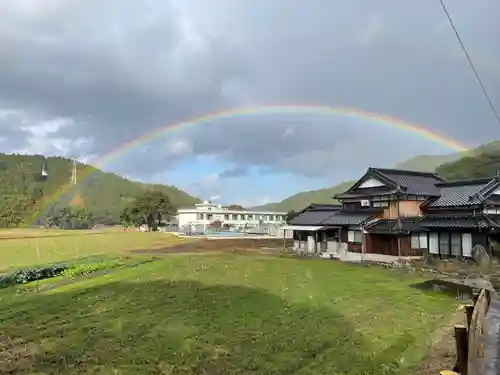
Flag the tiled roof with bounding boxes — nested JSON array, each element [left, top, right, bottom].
[[427, 177, 500, 207], [308, 204, 342, 210], [288, 210, 337, 225], [419, 215, 491, 229], [335, 168, 445, 199], [364, 218, 427, 233], [372, 168, 444, 196], [320, 211, 379, 226]]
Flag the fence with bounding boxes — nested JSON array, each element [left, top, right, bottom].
[[443, 288, 492, 375]]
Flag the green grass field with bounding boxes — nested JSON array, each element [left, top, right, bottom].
[[0, 230, 457, 374], [0, 228, 193, 273]]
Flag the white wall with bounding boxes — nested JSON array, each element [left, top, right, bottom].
[[178, 212, 197, 228], [358, 178, 385, 189], [177, 207, 286, 229]]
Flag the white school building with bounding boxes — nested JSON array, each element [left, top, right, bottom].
[[177, 201, 287, 231]]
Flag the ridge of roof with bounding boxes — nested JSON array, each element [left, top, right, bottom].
[[435, 176, 498, 187], [370, 167, 444, 180]]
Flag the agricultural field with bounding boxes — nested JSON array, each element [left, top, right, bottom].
[[0, 229, 458, 374], [0, 228, 194, 273]]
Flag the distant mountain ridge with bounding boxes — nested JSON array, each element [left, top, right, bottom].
[[0, 153, 201, 226], [255, 141, 500, 212]]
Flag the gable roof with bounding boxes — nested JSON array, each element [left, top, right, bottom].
[[287, 204, 377, 226], [335, 167, 444, 199], [426, 177, 500, 207], [288, 204, 341, 225], [320, 210, 380, 226]]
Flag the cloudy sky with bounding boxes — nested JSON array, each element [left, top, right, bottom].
[[0, 0, 499, 206]]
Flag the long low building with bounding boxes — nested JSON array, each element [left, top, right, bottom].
[[177, 201, 287, 230]]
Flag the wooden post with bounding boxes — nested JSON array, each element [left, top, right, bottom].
[[472, 291, 480, 306], [283, 228, 286, 252], [314, 231, 318, 254], [454, 325, 468, 375], [464, 304, 474, 329], [361, 225, 365, 263]]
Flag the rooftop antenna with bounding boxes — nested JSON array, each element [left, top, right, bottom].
[[69, 159, 77, 185]]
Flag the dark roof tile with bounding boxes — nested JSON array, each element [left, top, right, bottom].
[[427, 177, 500, 207], [320, 211, 379, 226], [420, 215, 491, 228], [288, 210, 337, 225], [373, 168, 444, 196]]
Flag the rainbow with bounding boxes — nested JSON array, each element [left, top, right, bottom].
[[30, 104, 470, 223]]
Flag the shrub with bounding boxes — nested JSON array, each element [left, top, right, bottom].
[[0, 265, 67, 289]]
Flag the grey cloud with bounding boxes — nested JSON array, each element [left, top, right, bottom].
[[0, 0, 498, 179], [219, 165, 248, 179]]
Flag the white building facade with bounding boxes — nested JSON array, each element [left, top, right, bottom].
[[177, 201, 287, 230]]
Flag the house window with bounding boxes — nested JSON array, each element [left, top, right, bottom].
[[239, 214, 245, 220], [348, 230, 362, 243], [419, 233, 428, 249], [411, 233, 428, 249], [207, 214, 213, 220], [411, 234, 419, 249], [197, 213, 204, 220], [439, 233, 450, 255], [451, 233, 461, 256], [247, 214, 253, 220], [224, 214, 229, 220], [232, 214, 238, 220], [269, 215, 274, 221], [326, 230, 339, 241]]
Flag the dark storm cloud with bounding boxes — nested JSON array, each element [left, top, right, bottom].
[[0, 0, 498, 177]]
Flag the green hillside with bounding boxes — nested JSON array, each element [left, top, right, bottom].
[[0, 154, 200, 226], [257, 141, 500, 212], [437, 151, 500, 180], [392, 153, 461, 172], [253, 180, 355, 212]]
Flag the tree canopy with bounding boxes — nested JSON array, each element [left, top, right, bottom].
[[120, 190, 175, 231], [436, 151, 500, 180], [0, 153, 199, 227]]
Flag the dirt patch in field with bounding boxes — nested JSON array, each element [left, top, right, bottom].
[[414, 310, 465, 375], [131, 238, 286, 255], [0, 335, 42, 374]]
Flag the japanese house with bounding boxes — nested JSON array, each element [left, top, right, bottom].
[[284, 167, 500, 259]]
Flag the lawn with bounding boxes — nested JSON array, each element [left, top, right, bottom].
[[0, 228, 193, 272], [0, 252, 457, 375]]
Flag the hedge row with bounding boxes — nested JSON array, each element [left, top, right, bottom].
[[0, 265, 68, 289], [0, 257, 159, 290]]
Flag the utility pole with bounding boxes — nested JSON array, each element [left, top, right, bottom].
[[69, 159, 77, 185]]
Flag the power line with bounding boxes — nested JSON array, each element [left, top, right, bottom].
[[438, 0, 500, 126]]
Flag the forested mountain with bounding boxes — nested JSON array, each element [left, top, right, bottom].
[[0, 154, 200, 227], [436, 151, 500, 181]]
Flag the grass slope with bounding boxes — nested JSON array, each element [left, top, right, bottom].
[[0, 154, 200, 225], [0, 250, 456, 374], [0, 228, 194, 273]]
